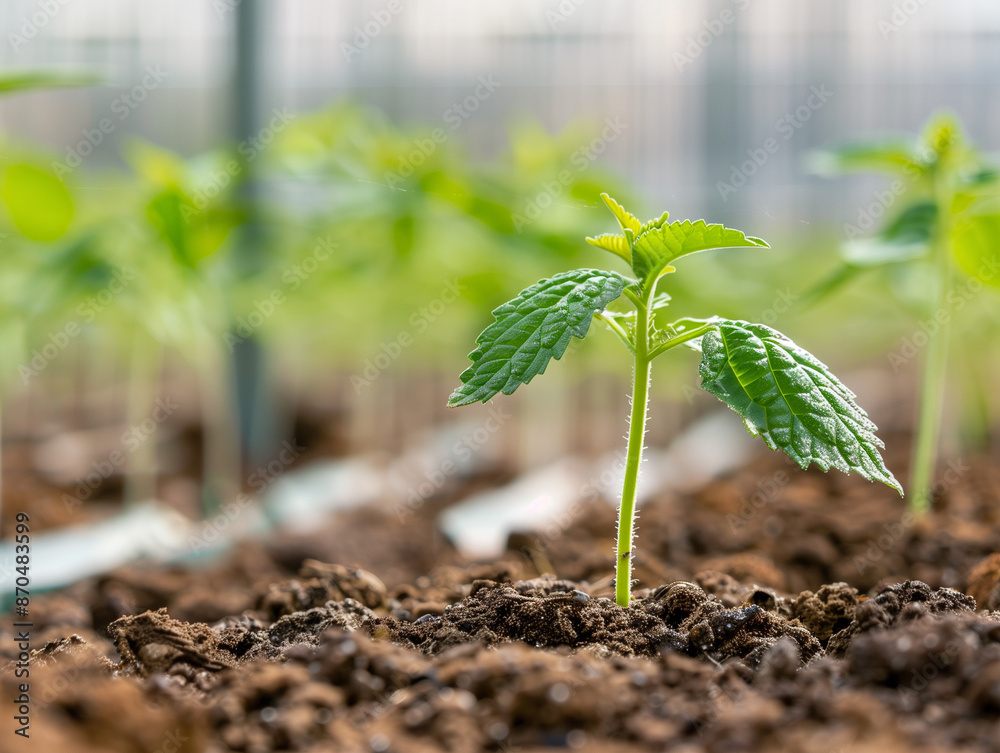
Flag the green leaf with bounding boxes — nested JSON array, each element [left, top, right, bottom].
[[698, 320, 902, 494], [147, 191, 191, 265], [920, 112, 964, 163], [124, 139, 186, 187], [585, 232, 630, 262], [952, 213, 1000, 287], [1, 164, 74, 241], [842, 239, 928, 267], [600, 193, 642, 235], [631, 220, 768, 284], [881, 200, 937, 244], [448, 269, 626, 406], [806, 140, 927, 177], [147, 189, 238, 268], [0, 70, 99, 95]]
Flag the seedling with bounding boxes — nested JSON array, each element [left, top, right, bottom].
[[448, 193, 901, 606], [810, 112, 1000, 514]]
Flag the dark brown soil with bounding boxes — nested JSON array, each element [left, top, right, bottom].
[[3, 446, 1000, 752]]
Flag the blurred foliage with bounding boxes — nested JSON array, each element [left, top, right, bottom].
[[808, 112, 1000, 304], [809, 111, 1000, 459], [3, 98, 994, 418], [0, 99, 644, 391]]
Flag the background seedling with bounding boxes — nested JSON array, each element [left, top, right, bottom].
[[449, 193, 902, 606], [809, 112, 1000, 514]]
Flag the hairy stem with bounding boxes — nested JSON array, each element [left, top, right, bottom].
[[909, 174, 953, 513], [615, 298, 651, 607]]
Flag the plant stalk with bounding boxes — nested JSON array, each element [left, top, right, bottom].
[[197, 330, 242, 518], [615, 299, 651, 607], [123, 328, 163, 507], [909, 175, 954, 513]]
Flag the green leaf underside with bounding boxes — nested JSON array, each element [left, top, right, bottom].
[[699, 320, 902, 494], [631, 220, 768, 283], [448, 269, 626, 406], [585, 232, 631, 262], [602, 194, 642, 235]]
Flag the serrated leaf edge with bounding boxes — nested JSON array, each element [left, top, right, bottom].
[[708, 320, 903, 495]]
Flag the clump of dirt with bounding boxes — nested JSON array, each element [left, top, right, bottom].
[[5, 447, 1000, 751], [967, 553, 1000, 611], [377, 576, 818, 664], [7, 567, 999, 753], [528, 448, 1000, 598], [790, 582, 860, 644], [827, 580, 976, 658]]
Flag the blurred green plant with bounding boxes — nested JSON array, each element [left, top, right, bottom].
[[448, 192, 901, 607], [809, 112, 1000, 513], [0, 69, 98, 530], [4, 96, 644, 524]]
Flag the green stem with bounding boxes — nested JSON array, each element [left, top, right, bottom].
[[595, 312, 635, 356], [647, 321, 718, 360], [615, 297, 651, 607], [909, 175, 953, 514]]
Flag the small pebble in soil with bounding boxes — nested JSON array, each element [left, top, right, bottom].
[[260, 707, 278, 723], [571, 589, 590, 603], [548, 683, 571, 703], [404, 704, 431, 727]]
